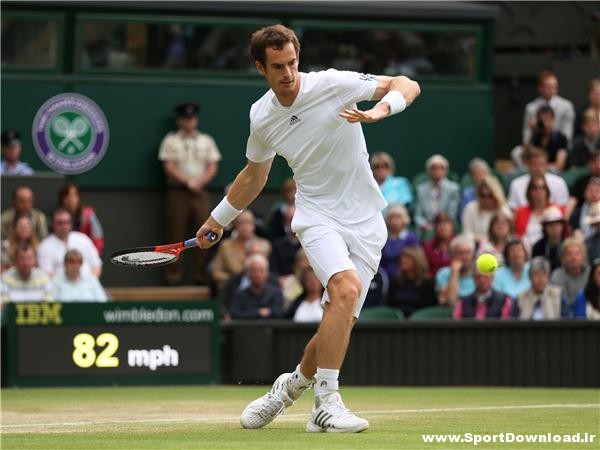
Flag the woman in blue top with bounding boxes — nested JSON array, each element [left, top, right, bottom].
[[370, 152, 413, 209]]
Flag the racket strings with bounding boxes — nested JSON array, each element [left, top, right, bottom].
[[111, 251, 177, 267]]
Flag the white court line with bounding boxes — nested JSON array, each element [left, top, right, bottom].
[[1, 403, 598, 430]]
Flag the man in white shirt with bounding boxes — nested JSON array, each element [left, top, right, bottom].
[[38, 207, 102, 278], [195, 24, 420, 433], [508, 147, 569, 210], [522, 70, 575, 144]]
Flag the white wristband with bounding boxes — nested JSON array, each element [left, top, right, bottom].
[[211, 197, 242, 227], [377, 90, 407, 116]]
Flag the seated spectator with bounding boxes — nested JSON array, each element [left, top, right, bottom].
[[267, 178, 296, 240], [453, 266, 512, 320], [459, 157, 491, 215], [380, 205, 419, 281], [362, 268, 389, 309], [210, 210, 271, 291], [229, 254, 284, 319], [270, 204, 301, 277], [492, 237, 531, 299], [436, 234, 476, 307], [462, 175, 511, 244], [570, 177, 600, 240], [514, 176, 565, 248], [219, 239, 279, 321], [287, 266, 324, 322], [0, 130, 33, 175], [387, 246, 437, 317], [1, 186, 48, 241], [531, 206, 568, 271], [569, 150, 600, 214], [0, 244, 52, 302], [570, 108, 600, 167], [1, 215, 38, 272], [550, 238, 591, 312], [522, 70, 574, 145], [370, 152, 413, 209], [573, 78, 600, 139], [530, 106, 568, 172], [423, 212, 454, 277], [51, 250, 108, 302], [507, 147, 569, 211], [584, 201, 600, 263], [414, 154, 460, 236], [37, 207, 102, 278], [478, 212, 514, 267], [58, 183, 104, 254], [573, 258, 600, 319], [515, 257, 568, 320]]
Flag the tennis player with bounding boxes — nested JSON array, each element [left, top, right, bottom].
[[196, 24, 420, 433]]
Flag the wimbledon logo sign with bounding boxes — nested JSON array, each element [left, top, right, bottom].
[[32, 93, 109, 174]]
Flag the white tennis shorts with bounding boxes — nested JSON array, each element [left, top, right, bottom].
[[292, 209, 387, 317]]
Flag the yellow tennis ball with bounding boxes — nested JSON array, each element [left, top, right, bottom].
[[476, 253, 498, 274]]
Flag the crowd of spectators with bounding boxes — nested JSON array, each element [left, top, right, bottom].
[[1, 72, 599, 321]]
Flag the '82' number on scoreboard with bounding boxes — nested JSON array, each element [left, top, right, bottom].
[[72, 333, 119, 368]]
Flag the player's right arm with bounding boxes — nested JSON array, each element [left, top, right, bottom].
[[196, 158, 273, 248]]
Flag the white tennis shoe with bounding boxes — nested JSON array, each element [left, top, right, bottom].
[[306, 393, 369, 433], [240, 372, 309, 429]]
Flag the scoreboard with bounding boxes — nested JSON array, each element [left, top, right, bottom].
[[2, 301, 219, 386]]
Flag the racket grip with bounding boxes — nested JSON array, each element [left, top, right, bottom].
[[184, 232, 218, 249]]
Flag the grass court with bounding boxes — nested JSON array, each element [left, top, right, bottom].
[[1, 386, 598, 449]]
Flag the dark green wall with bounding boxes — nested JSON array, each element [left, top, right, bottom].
[[2, 75, 493, 189]]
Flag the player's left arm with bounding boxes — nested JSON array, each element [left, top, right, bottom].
[[339, 75, 421, 124]]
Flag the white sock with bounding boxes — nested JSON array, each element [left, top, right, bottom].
[[314, 367, 339, 398], [288, 364, 312, 390]]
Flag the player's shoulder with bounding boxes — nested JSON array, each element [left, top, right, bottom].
[[250, 90, 275, 124]]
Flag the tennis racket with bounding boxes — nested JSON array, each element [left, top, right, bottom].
[[110, 232, 218, 268]]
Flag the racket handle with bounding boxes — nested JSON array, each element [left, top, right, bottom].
[[184, 232, 218, 248]]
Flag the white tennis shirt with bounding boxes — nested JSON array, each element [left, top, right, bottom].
[[246, 69, 387, 225]]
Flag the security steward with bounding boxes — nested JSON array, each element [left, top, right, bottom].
[[158, 102, 221, 285]]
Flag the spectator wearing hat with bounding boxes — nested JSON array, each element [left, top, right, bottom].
[[584, 201, 600, 263], [0, 130, 33, 175], [515, 256, 568, 320], [551, 238, 591, 312], [158, 102, 222, 285], [570, 177, 600, 240], [514, 175, 565, 249], [414, 154, 460, 236], [370, 152, 413, 209], [532, 206, 568, 271]]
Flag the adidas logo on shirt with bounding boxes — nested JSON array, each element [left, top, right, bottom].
[[289, 115, 301, 125]]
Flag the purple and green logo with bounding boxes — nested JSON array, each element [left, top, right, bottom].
[[32, 93, 109, 174]]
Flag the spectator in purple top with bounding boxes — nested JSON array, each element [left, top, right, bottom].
[[379, 204, 418, 281]]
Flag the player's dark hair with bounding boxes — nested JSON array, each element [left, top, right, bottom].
[[250, 24, 300, 67]]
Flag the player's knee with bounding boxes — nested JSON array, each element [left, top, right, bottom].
[[328, 271, 362, 312]]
